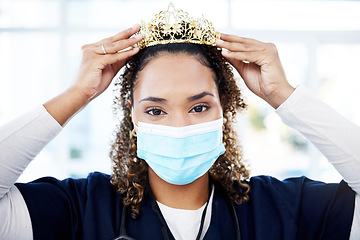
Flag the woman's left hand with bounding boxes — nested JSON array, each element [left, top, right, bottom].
[[216, 34, 295, 109]]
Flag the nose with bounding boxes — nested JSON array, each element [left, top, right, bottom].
[[170, 113, 192, 127]]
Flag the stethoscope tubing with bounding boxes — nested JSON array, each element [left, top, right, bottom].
[[113, 187, 241, 240]]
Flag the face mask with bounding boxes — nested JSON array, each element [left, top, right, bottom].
[[135, 118, 225, 185]]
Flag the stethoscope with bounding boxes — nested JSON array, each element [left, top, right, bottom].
[[113, 185, 241, 240]]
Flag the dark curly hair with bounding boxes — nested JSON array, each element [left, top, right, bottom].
[[110, 43, 250, 219]]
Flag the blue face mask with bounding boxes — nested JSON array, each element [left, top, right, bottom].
[[135, 118, 225, 185]]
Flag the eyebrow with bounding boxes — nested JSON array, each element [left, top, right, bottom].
[[187, 92, 215, 101], [139, 91, 215, 103], [139, 96, 167, 103]]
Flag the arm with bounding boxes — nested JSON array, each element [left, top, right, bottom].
[[216, 34, 360, 192], [0, 25, 141, 199], [276, 85, 360, 193], [0, 105, 61, 239], [216, 34, 360, 238], [0, 25, 142, 238], [276, 85, 360, 239], [0, 106, 61, 199]]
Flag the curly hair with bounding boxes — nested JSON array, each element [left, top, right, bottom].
[[110, 43, 250, 219]]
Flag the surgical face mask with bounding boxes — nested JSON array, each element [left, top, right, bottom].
[[135, 118, 225, 185]]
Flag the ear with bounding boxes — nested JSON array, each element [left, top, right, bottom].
[[128, 100, 132, 110]]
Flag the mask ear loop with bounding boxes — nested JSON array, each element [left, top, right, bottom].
[[130, 128, 137, 139], [130, 108, 138, 139]]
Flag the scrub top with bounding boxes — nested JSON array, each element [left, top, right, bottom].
[[16, 172, 355, 240]]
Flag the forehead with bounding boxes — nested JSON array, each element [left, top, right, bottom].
[[133, 54, 219, 101]]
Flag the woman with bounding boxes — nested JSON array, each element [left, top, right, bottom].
[[1, 6, 360, 240]]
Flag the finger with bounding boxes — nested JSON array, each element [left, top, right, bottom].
[[97, 34, 142, 55], [95, 24, 141, 46], [102, 47, 140, 66], [225, 55, 247, 73], [219, 33, 263, 45], [221, 48, 265, 65], [216, 39, 265, 53]]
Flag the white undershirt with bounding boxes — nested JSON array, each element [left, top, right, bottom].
[[157, 185, 214, 240], [1, 85, 360, 239]]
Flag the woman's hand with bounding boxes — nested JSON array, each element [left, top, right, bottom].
[[72, 24, 142, 101], [216, 34, 295, 109], [44, 25, 142, 126]]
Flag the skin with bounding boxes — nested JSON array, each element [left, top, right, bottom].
[[131, 54, 223, 209], [44, 25, 142, 126], [43, 24, 295, 209], [216, 34, 294, 109]]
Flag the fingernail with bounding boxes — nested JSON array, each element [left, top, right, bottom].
[[215, 39, 224, 45], [132, 23, 139, 29]]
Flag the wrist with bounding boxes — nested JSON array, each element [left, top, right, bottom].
[[44, 87, 91, 126], [66, 85, 94, 105], [266, 84, 295, 109]]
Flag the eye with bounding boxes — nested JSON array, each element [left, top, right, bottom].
[[190, 104, 210, 113], [146, 108, 165, 116]]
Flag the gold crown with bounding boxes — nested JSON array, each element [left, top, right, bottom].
[[135, 3, 220, 49]]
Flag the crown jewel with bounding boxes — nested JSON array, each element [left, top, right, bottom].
[[135, 3, 220, 49]]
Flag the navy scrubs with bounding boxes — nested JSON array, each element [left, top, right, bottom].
[[16, 172, 355, 240]]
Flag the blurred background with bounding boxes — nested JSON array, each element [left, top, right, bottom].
[[1, 0, 360, 183]]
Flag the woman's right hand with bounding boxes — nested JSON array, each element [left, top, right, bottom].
[[44, 24, 142, 126], [72, 24, 142, 101]]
